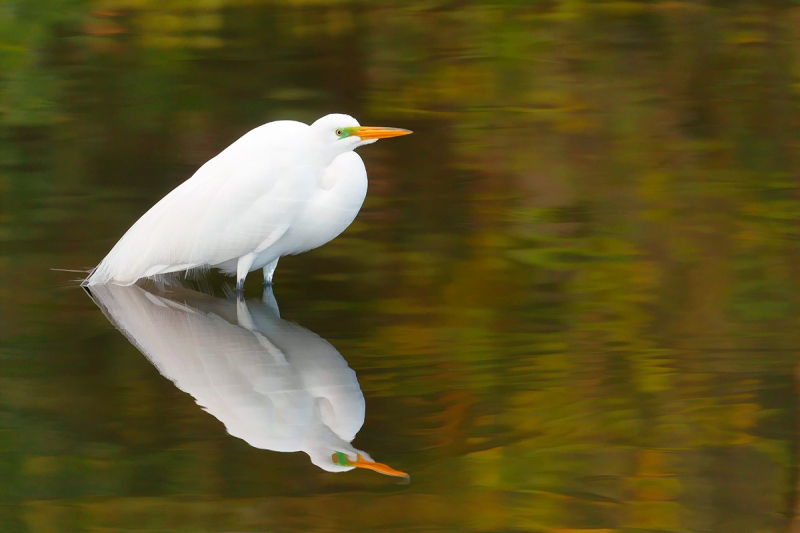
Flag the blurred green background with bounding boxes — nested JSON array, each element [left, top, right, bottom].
[[2, 0, 800, 531]]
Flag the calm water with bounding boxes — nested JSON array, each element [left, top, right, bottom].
[[3, 2, 800, 532]]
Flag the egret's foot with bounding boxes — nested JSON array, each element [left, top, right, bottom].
[[235, 252, 256, 295], [263, 279, 273, 288]]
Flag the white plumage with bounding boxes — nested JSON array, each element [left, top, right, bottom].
[[83, 114, 411, 288], [88, 282, 407, 477]]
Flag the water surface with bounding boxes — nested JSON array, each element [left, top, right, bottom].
[[2, 2, 800, 532]]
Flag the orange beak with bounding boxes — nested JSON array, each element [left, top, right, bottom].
[[352, 454, 409, 478], [354, 126, 413, 140]]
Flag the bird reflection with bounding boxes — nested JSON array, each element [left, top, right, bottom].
[[87, 283, 407, 478]]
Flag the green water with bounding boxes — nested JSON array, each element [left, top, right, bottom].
[[2, 1, 800, 531]]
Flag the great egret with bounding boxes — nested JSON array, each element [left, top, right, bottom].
[[88, 282, 408, 478], [83, 114, 411, 289]]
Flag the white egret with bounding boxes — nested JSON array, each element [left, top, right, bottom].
[[88, 283, 408, 477], [83, 114, 411, 289]]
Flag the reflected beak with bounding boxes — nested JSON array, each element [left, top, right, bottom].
[[352, 454, 409, 478], [354, 126, 413, 140]]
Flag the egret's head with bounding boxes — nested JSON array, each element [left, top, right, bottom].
[[310, 113, 412, 163]]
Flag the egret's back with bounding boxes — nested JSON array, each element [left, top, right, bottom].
[[84, 121, 313, 286]]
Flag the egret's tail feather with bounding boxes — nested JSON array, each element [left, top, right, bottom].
[[81, 266, 100, 287], [49, 267, 96, 287], [81, 259, 214, 287], [82, 262, 138, 287]]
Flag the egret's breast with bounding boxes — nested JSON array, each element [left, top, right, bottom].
[[267, 152, 368, 258], [318, 152, 369, 207]]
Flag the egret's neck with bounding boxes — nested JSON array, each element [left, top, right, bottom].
[[308, 149, 329, 171], [307, 138, 340, 171], [307, 133, 365, 171]]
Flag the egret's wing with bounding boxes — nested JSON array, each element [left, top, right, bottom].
[[89, 284, 312, 451], [86, 121, 313, 285]]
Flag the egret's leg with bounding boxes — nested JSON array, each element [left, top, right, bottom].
[[263, 258, 279, 287], [236, 252, 257, 292]]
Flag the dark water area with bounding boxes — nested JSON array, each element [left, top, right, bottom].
[[3, 2, 800, 532]]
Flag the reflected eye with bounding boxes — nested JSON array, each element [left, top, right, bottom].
[[332, 451, 350, 466], [335, 129, 343, 137]]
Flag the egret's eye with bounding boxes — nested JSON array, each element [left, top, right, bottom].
[[335, 129, 343, 137]]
